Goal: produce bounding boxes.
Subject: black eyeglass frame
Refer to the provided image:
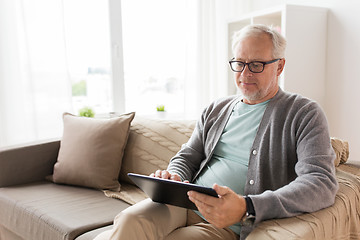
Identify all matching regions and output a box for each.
[229,58,281,73]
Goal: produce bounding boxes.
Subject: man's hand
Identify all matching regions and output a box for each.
[150,170,188,182]
[188,184,246,229]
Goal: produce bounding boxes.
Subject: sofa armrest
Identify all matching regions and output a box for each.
[0,139,60,187]
[246,168,360,239]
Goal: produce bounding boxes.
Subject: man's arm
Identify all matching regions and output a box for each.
[166,101,211,182]
[167,96,238,182]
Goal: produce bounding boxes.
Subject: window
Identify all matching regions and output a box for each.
[121,0,188,116]
[63,0,113,115]
[0,0,222,147]
[0,0,116,147]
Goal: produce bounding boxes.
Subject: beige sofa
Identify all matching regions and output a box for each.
[0,115,359,240]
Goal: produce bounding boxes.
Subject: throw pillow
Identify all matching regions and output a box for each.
[51,112,135,191]
[331,137,349,167]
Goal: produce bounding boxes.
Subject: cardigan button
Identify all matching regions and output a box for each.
[249,179,254,185]
[252,149,257,155]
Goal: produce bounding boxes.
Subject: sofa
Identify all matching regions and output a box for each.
[0,114,359,240]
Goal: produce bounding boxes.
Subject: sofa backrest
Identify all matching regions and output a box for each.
[119,116,196,184]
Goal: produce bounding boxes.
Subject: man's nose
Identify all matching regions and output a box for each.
[241,64,253,76]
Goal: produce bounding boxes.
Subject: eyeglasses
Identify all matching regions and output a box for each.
[229,58,280,73]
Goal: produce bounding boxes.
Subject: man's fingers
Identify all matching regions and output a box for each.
[150,170,181,181]
[188,192,213,210]
[154,170,169,179]
[154,170,162,178]
[188,191,220,207]
[188,184,247,229]
[170,174,181,181]
[161,170,170,179]
[213,183,231,196]
[188,194,219,224]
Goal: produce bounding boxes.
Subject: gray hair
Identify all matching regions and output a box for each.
[232,24,287,59]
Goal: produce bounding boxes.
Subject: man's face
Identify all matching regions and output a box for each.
[233,33,285,104]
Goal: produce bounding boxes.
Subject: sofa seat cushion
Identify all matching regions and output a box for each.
[74,225,113,240]
[0,181,130,240]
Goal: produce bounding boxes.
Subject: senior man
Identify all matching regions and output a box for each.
[95,24,338,240]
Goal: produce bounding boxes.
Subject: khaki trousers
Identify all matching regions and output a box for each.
[94,198,239,240]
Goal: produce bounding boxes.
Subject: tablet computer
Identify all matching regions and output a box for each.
[128,173,218,210]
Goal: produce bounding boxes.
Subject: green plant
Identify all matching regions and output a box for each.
[79,107,95,118]
[156,105,165,112]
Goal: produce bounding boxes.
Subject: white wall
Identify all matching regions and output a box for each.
[227,0,360,163]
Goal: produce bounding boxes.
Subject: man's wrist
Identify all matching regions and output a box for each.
[240,196,256,226]
[244,196,255,216]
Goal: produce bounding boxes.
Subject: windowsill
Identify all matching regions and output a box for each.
[98,111,197,121]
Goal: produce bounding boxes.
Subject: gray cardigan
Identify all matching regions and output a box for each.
[167,88,338,239]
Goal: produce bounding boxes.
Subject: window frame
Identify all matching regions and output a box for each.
[108,0,125,114]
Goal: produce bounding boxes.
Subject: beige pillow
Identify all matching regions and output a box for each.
[331,137,349,167]
[51,112,135,191]
[119,116,196,184]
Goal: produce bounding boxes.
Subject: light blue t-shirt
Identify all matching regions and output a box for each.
[194,99,269,234]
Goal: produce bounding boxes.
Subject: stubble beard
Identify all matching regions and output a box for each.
[237,79,278,103]
[240,88,263,102]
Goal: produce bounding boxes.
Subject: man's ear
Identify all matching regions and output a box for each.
[277,58,285,76]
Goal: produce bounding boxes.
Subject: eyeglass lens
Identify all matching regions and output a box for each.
[231,61,264,73]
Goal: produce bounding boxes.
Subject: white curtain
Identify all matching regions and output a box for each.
[0,0,72,147]
[184,0,230,119]
[0,0,239,147]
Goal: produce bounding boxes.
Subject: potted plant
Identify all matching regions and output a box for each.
[79,107,95,118]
